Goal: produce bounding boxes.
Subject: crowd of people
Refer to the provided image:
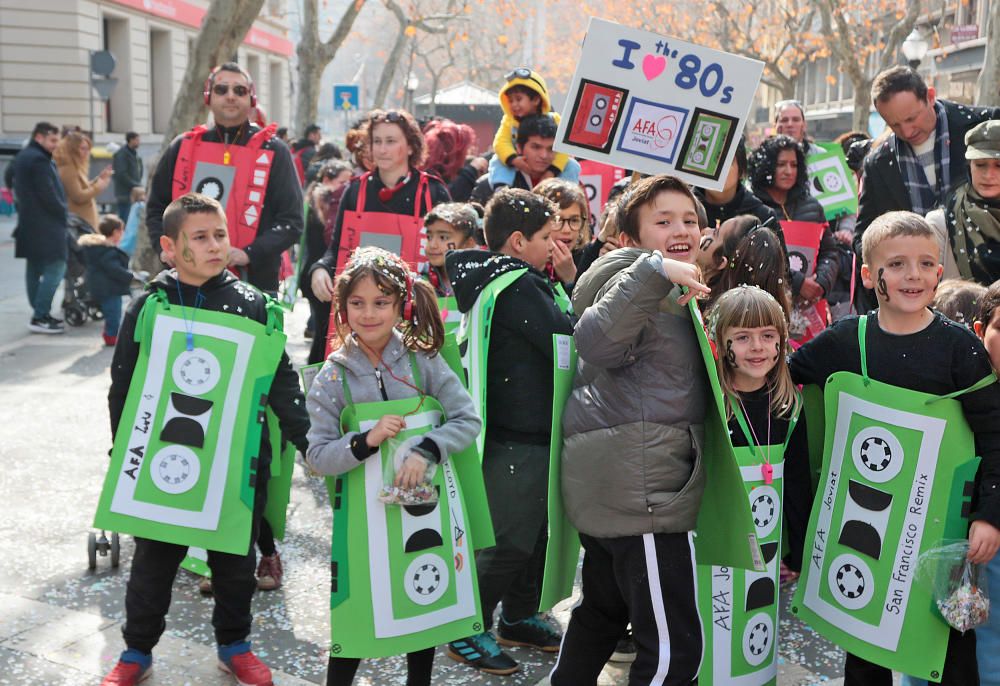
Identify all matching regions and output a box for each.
[7,55,1000,686]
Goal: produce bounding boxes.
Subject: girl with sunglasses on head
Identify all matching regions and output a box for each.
[305,247,484,686]
[310,109,451,357]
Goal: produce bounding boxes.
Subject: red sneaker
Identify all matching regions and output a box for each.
[101,660,151,685]
[103,334,118,347]
[218,650,273,686]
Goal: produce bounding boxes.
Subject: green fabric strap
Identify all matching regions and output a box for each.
[858,314,870,385]
[859,314,996,401]
[728,390,802,458]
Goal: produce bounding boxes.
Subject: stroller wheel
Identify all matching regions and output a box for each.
[87,532,97,570]
[110,532,121,568]
[64,305,86,327]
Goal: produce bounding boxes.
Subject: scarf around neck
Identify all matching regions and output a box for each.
[948,183,1000,283]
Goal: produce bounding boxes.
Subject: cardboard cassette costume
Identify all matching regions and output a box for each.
[94,290,287,554]
[324,356,493,657]
[455,270,580,610]
[791,316,992,680]
[684,298,799,685]
[171,123,278,251]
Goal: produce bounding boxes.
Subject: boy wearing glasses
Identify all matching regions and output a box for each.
[489,68,581,189]
[146,62,303,295]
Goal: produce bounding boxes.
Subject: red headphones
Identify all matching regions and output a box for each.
[203,65,257,107]
[336,261,416,328]
[378,175,410,204]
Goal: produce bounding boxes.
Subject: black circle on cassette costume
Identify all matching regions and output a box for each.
[851,426,905,483]
[405,553,449,606]
[828,553,875,610]
[149,446,201,495]
[742,612,773,667]
[195,176,226,201]
[749,485,780,538]
[172,348,221,396]
[787,251,808,274]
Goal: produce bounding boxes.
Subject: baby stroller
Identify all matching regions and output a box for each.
[63,213,103,327]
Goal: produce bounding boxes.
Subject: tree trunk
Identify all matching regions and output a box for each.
[135,0,266,274]
[976,1,1000,106]
[852,79,872,134]
[294,0,367,133]
[373,29,409,109]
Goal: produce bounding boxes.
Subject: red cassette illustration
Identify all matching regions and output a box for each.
[565,79,628,154]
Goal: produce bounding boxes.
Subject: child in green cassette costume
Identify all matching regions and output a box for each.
[789,211,1000,685]
[304,246,484,686]
[419,201,481,340]
[697,285,806,686]
[445,187,576,676]
[98,193,310,686]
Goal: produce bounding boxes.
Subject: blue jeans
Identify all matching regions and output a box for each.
[99,295,123,337]
[25,258,66,320]
[117,201,132,223]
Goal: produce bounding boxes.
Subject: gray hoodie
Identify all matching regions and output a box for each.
[305,331,481,476]
[561,248,709,537]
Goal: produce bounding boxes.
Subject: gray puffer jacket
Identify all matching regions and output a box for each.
[305,332,481,477]
[562,248,708,537]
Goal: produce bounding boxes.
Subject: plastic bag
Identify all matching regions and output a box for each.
[916,540,990,633]
[376,434,439,506]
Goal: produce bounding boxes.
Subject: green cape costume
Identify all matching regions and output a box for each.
[94,290,287,555]
[791,315,992,680]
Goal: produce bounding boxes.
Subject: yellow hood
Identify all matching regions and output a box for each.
[499,69,552,119]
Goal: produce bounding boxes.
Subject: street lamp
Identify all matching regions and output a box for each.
[405,73,419,112]
[901,28,929,70]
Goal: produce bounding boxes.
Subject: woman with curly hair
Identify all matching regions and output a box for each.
[749,135,841,317]
[422,118,487,202]
[310,109,451,354]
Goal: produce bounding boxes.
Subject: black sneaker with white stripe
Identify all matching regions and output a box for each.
[29,317,64,334]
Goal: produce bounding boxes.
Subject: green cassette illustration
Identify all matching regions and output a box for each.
[791,318,987,679]
[677,108,738,181]
[94,295,286,554]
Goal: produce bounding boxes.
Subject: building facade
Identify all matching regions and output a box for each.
[747,0,989,141]
[0,0,293,147]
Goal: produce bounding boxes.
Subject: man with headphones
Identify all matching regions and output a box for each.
[146,62,303,294]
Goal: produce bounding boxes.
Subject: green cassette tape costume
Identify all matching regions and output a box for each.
[688,298,768,572]
[326,358,492,658]
[806,143,858,220]
[791,316,991,680]
[438,295,461,334]
[697,400,800,686]
[456,271,579,611]
[94,291,287,554]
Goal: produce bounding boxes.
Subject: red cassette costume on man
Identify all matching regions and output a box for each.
[147,63,303,293]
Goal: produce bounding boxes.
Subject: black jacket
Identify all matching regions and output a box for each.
[79,234,133,300]
[447,162,483,203]
[147,123,304,292]
[855,99,1000,251]
[695,184,779,229]
[313,170,450,274]
[447,249,575,445]
[469,171,533,206]
[790,311,1000,530]
[12,140,68,262]
[109,270,310,466]
[112,145,143,202]
[754,184,840,297]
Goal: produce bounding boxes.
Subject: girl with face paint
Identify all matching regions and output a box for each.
[708,285,810,588]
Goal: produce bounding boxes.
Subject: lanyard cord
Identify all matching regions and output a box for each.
[174,280,205,351]
[354,333,427,417]
[737,390,772,467]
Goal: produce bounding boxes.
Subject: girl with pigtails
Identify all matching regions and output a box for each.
[305,246,488,686]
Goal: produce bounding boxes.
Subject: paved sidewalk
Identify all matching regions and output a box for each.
[0,212,867,685]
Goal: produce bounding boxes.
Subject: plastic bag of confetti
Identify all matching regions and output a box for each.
[376,434,439,506]
[916,540,990,632]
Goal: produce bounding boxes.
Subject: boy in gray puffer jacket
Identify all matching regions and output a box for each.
[550,175,711,686]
